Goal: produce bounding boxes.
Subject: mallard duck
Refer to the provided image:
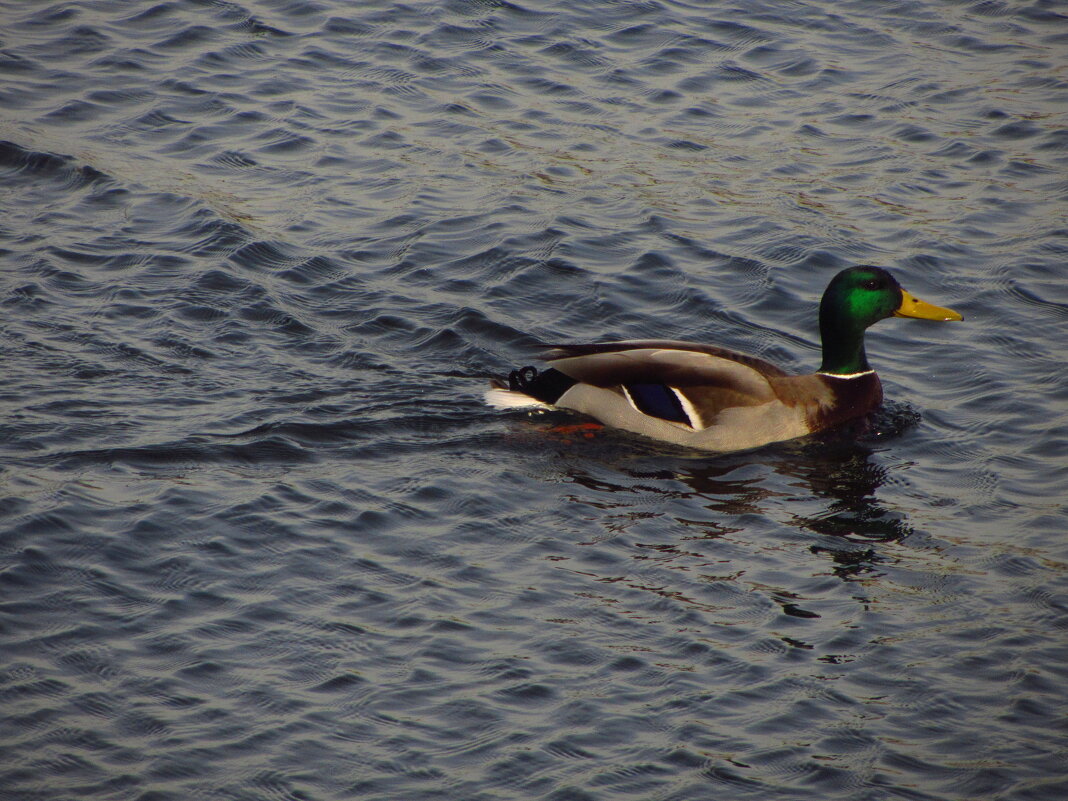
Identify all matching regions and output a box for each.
[485,266,962,452]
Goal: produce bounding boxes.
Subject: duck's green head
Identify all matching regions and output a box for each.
[819,266,962,375]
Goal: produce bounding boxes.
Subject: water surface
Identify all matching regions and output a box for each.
[2,1,1067,799]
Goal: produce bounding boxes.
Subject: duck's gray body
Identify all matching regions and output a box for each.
[488,340,883,453]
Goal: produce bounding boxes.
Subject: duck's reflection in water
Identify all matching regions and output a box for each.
[550,410,926,628]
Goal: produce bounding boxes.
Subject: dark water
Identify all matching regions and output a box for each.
[2,1,1067,799]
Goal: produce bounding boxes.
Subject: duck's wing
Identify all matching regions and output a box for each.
[545,342,786,429]
[544,340,790,378]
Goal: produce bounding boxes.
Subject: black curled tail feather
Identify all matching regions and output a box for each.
[508,366,539,392]
[507,366,576,405]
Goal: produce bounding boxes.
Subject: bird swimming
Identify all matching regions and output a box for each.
[485,266,962,452]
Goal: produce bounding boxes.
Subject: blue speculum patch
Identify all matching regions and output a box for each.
[623,383,691,426]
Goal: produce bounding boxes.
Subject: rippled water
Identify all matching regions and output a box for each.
[2,1,1067,799]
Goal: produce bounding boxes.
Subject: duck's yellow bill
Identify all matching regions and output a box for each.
[894,289,963,321]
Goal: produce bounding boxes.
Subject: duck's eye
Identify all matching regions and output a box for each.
[861,279,882,290]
